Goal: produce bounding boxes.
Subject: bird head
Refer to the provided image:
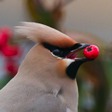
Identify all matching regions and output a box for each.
[14,22,97,112]
[15,22,91,80]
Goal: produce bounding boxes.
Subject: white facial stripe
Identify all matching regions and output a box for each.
[50,52,76,65]
[63,59,75,66]
[50,52,62,59]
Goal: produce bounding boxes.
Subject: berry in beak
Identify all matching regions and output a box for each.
[65,43,99,79]
[83,45,99,59]
[65,43,90,61]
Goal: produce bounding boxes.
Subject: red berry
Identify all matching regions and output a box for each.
[1,44,19,57]
[83,45,99,59]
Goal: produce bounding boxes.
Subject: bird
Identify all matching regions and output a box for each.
[0,22,91,112]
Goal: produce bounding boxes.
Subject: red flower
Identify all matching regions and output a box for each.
[1,44,19,57]
[0,27,11,47]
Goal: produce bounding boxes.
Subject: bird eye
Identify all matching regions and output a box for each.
[52,49,61,56]
[43,43,64,58]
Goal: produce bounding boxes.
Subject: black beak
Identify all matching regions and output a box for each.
[69,43,90,52]
[66,43,91,61]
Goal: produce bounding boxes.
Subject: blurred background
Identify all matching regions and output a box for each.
[0,0,112,112]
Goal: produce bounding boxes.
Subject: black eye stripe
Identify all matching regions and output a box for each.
[43,43,65,57]
[43,43,61,51]
[43,43,82,51]
[67,43,82,51]
[43,43,82,58]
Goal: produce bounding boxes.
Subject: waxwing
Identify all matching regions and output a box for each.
[0,22,91,112]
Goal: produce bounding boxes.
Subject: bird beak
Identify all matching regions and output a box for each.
[66,43,91,62]
[66,43,93,79]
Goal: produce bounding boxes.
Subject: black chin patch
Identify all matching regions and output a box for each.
[66,60,83,80]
